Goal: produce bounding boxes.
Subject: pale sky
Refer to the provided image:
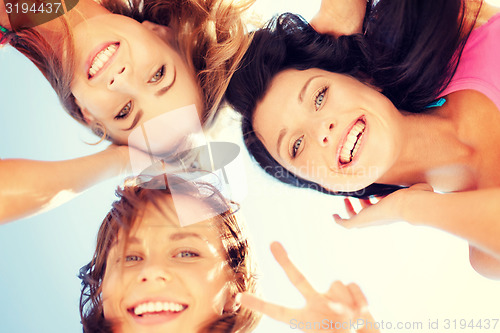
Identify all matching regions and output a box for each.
[1,1,500,332]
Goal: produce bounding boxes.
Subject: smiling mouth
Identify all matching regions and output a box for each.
[338,117,366,166]
[88,42,120,79]
[128,301,188,318]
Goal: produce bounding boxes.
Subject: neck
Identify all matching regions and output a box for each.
[378,99,475,188]
[33,0,109,38]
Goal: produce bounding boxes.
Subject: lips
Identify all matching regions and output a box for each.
[337,116,366,167]
[86,42,120,79]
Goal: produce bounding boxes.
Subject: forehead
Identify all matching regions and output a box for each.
[253,69,305,148]
[114,194,224,247]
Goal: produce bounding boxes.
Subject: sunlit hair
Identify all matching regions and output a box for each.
[1,0,254,137]
[225,0,478,198]
[78,175,261,333]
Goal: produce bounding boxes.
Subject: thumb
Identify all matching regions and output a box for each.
[409,183,434,192]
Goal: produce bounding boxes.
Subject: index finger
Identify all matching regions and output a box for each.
[270,242,317,299]
[240,292,295,323]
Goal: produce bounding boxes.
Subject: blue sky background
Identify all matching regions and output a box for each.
[1,1,500,332]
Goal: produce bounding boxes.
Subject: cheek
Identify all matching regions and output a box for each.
[101,290,120,322]
[191,265,231,313]
[72,90,112,122]
[174,77,203,113]
[101,270,127,321]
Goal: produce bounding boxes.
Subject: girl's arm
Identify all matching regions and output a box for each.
[0,145,130,224]
[1,0,11,30]
[403,188,500,259]
[404,188,500,278]
[468,245,500,280]
[334,185,500,279]
[310,0,368,37]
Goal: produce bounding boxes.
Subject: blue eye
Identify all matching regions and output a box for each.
[292,136,304,158]
[314,87,328,110]
[149,65,165,83]
[175,251,199,258]
[115,101,132,119]
[125,255,143,262]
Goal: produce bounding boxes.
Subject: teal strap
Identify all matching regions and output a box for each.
[425,97,446,109]
[0,25,9,34]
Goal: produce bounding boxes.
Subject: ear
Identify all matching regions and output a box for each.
[74,98,95,125]
[80,107,95,125]
[141,20,173,42]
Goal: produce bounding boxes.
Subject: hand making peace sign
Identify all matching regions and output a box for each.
[240,242,380,333]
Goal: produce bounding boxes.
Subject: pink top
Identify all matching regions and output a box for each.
[439,12,500,111]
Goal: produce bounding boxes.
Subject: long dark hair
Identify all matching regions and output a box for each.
[225,0,476,198]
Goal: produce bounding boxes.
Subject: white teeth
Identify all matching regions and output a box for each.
[94,58,104,68]
[99,53,110,64]
[88,44,118,78]
[132,301,187,316]
[339,120,366,164]
[155,302,163,312]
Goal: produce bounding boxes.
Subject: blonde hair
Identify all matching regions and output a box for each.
[4,0,255,136]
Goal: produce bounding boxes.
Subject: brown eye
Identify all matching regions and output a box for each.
[115,101,132,119]
[149,65,165,83]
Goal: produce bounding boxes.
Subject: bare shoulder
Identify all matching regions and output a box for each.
[448,90,500,125]
[470,0,500,29]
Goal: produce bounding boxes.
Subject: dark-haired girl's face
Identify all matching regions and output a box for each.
[101,195,234,333]
[71,14,203,151]
[253,68,404,192]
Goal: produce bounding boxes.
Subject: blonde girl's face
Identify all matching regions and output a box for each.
[70,14,203,151]
[253,68,405,193]
[101,195,234,333]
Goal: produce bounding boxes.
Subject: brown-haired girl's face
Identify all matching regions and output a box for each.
[101,195,234,333]
[253,68,404,192]
[70,14,203,150]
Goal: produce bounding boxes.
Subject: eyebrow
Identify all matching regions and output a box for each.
[112,232,205,248]
[124,109,143,131]
[169,232,206,241]
[276,128,287,160]
[298,75,322,103]
[126,237,142,244]
[109,236,142,250]
[155,66,177,97]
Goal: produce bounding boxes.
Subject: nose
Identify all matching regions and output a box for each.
[313,121,334,146]
[138,262,172,283]
[108,65,129,90]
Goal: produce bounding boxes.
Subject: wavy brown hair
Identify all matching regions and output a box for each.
[1,0,254,135]
[78,174,260,333]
